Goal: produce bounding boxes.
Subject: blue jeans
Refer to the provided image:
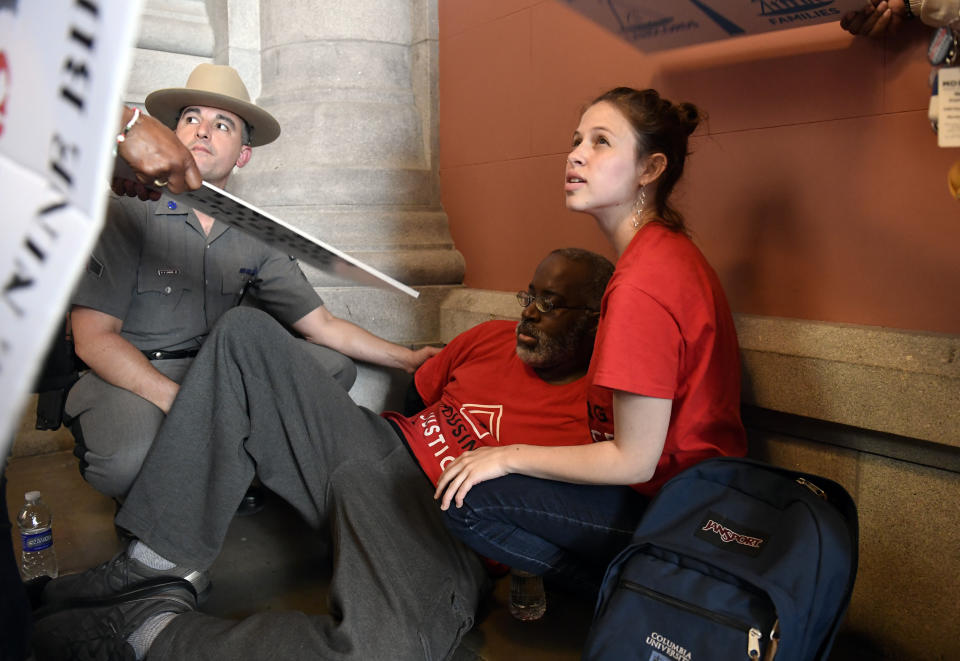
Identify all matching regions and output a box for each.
[441,474,647,596]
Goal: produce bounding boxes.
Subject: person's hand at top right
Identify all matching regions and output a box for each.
[841,1,908,38]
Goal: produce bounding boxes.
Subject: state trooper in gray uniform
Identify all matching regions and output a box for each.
[65,63,439,499]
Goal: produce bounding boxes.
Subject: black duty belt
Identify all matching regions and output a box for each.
[143,349,200,361]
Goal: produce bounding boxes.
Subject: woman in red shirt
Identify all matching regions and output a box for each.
[438,88,747,594]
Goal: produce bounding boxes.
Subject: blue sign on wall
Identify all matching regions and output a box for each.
[564,0,861,51]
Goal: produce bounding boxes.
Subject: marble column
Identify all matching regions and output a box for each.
[220,0,462,409]
[125,1,457,410]
[125,0,214,105]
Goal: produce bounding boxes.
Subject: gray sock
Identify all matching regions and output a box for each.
[127,612,177,660]
[129,540,176,571]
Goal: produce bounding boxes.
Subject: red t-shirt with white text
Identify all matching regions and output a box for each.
[383,320,591,486]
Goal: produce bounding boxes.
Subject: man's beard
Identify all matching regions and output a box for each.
[515,316,592,369]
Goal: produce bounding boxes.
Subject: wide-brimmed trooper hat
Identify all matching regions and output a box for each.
[145,63,280,147]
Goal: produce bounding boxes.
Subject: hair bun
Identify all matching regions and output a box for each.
[674,102,701,136]
[675,102,702,137]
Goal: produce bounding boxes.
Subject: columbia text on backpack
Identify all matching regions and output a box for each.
[583,457,858,661]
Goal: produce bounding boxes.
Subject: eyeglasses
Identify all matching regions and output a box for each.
[516,291,595,314]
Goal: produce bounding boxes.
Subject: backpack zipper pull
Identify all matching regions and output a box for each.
[796,477,826,500]
[764,619,780,661]
[748,627,762,659]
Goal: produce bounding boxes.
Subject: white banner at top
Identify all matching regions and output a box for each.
[0,0,144,456]
[564,0,866,52]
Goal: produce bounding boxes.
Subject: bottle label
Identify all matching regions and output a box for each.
[21,529,53,552]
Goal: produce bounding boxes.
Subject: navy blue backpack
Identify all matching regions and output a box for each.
[583,457,858,661]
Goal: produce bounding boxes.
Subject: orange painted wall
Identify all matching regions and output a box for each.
[438,1,960,334]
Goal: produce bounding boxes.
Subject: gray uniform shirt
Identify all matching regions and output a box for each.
[71,193,322,352]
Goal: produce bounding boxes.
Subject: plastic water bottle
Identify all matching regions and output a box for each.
[508,569,546,621]
[17,491,58,580]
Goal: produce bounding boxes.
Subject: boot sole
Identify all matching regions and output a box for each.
[33,576,207,618]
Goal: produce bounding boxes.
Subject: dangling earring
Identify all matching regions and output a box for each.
[632,187,646,230]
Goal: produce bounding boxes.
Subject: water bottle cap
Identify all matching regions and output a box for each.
[24,491,41,503]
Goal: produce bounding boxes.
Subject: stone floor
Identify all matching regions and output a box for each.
[5,450,593,660]
[5,402,875,661]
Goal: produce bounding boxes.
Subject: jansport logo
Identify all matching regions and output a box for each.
[695,511,767,557]
[756,0,840,25]
[702,519,763,548]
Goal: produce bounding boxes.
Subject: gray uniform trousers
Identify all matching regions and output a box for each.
[114,307,489,661]
[64,331,357,498]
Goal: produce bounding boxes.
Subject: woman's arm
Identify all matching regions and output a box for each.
[435,391,672,510]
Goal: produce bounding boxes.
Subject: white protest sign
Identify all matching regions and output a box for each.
[0,0,144,456]
[174,182,420,298]
[564,0,866,52]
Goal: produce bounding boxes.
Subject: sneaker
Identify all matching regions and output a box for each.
[41,546,210,608]
[32,580,196,661]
